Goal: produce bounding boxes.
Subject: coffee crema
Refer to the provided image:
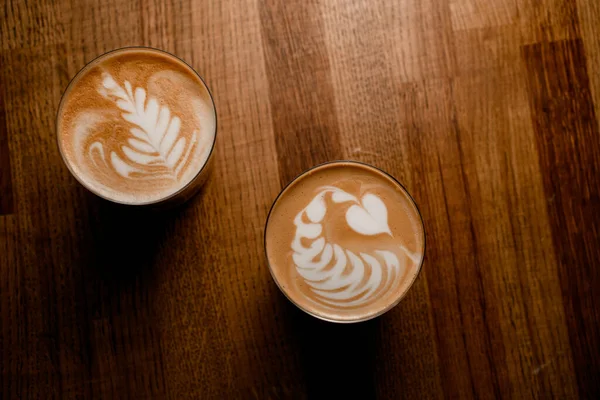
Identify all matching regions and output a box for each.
[57,48,216,205]
[265,162,425,322]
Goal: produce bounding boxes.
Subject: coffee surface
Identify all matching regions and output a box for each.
[57,48,216,204]
[265,162,425,322]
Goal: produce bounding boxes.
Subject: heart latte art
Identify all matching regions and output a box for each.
[265,162,425,322]
[57,48,216,204]
[292,187,420,308]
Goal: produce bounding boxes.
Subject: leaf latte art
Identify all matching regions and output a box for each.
[57,48,216,204]
[292,187,418,308]
[93,74,197,181]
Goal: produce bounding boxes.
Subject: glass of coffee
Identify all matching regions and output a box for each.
[56,47,217,206]
[265,161,425,323]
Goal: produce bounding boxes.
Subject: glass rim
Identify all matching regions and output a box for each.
[263,160,427,323]
[55,46,218,206]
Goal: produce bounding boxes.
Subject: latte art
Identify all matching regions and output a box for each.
[292,186,419,308]
[91,73,198,181]
[265,162,425,322]
[57,48,216,205]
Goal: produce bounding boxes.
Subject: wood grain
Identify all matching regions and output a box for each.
[1,0,599,398]
[523,38,600,399]
[260,0,342,185]
[0,80,13,215]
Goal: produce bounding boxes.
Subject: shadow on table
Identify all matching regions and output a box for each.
[87,202,164,283]
[82,186,205,286]
[288,304,380,398]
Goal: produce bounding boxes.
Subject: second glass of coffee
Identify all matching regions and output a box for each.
[265,161,426,323]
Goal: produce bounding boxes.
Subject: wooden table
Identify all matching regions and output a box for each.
[1,0,599,398]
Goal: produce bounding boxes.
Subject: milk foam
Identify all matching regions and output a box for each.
[292,186,419,307]
[94,73,198,180]
[57,49,216,205]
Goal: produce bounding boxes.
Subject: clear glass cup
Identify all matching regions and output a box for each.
[56,47,217,207]
[264,160,426,323]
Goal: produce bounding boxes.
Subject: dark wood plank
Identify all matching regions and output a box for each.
[519,0,580,43]
[523,38,600,399]
[0,215,19,399]
[450,67,578,398]
[0,43,87,399]
[577,0,600,120]
[0,83,14,215]
[259,0,342,186]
